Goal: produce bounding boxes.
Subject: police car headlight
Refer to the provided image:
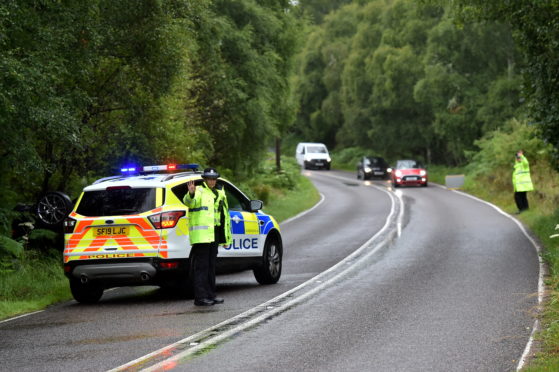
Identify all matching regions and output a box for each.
[364,167,372,173]
[326,156,331,162]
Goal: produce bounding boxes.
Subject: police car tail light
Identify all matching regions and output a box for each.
[159,261,179,269]
[148,211,185,229]
[63,217,77,234]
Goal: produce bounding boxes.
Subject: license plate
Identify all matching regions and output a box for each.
[406,177,418,181]
[374,171,384,175]
[93,226,130,237]
[316,162,324,166]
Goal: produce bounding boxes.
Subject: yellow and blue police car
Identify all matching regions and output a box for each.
[63,164,283,303]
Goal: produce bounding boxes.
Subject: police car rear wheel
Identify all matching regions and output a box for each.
[70,279,104,304]
[254,236,282,285]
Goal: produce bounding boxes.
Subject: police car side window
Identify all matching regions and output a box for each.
[171,179,204,201]
[220,182,248,211]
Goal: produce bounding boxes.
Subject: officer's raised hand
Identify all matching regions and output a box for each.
[187,180,196,196]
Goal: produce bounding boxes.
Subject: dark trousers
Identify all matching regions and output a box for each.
[190,242,218,300]
[514,191,529,212]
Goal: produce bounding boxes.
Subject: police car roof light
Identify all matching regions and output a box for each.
[143,164,168,172]
[142,163,198,172]
[176,163,199,170]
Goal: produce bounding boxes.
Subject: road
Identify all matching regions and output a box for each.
[0,170,540,371]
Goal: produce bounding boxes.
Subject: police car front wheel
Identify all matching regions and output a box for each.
[253,235,282,285]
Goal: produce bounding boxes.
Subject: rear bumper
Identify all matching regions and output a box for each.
[64,258,188,287]
[71,263,157,284]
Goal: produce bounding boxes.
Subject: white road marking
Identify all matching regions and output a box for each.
[436,184,544,371]
[108,172,403,371]
[0,310,44,324]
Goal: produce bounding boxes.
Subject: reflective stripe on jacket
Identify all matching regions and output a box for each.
[512,155,534,192]
[183,182,232,245]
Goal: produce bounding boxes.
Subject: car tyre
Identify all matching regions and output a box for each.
[70,279,104,304]
[36,191,73,228]
[253,235,282,284]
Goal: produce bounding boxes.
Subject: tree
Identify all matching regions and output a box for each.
[438,0,559,166]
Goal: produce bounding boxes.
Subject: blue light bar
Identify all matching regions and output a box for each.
[120,166,139,174]
[176,163,199,170]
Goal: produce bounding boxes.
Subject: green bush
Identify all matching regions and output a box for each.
[27,229,61,252]
[0,236,23,259]
[331,147,366,170]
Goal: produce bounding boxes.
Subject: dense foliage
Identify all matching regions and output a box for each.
[291,0,524,165]
[0,0,301,235]
[439,0,559,167]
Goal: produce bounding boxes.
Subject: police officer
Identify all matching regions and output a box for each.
[512,150,534,214]
[183,167,232,306]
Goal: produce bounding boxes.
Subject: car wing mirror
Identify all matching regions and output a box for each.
[250,200,263,212]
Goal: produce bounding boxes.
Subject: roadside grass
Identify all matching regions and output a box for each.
[261,175,320,222]
[0,252,70,319]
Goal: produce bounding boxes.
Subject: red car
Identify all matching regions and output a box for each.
[391,159,428,187]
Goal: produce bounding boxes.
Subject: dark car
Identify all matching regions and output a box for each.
[391,159,428,187]
[356,156,390,180]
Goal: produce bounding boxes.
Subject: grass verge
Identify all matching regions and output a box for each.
[0,252,70,319]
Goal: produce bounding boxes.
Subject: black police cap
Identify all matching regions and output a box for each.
[202,167,220,179]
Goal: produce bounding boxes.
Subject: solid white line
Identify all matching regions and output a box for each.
[110,174,402,372]
[0,310,44,324]
[443,187,544,371]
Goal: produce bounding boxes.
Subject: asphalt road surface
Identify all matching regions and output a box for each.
[0,170,540,372]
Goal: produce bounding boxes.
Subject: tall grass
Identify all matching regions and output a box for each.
[0,250,70,319]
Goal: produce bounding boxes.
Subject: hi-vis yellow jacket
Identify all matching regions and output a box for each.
[513,154,534,192]
[183,182,232,245]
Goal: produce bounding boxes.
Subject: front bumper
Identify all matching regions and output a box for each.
[394,175,428,186]
[304,159,331,169]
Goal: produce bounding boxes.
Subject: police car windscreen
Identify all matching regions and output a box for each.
[76,188,157,217]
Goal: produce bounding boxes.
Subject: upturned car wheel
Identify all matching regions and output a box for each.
[36,191,73,228]
[70,279,104,304]
[254,235,282,284]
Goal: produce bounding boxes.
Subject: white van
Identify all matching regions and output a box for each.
[295,142,331,170]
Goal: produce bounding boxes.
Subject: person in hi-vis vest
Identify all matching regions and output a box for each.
[512,150,534,214]
[183,167,232,306]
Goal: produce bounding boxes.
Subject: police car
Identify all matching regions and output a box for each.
[63,164,283,303]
